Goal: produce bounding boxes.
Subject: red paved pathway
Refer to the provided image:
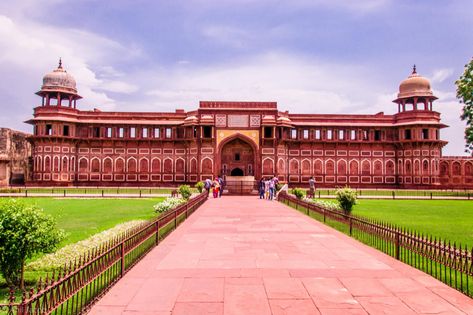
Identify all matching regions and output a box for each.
[89,196,473,315]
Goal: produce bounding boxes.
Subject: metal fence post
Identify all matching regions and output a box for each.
[174,210,177,229]
[395,231,400,260]
[392,191,395,199]
[430,192,433,200]
[25,190,27,197]
[102,189,104,197]
[349,217,353,236]
[155,220,160,245]
[323,209,326,223]
[121,241,125,276]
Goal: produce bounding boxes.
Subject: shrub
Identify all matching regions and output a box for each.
[305,198,341,211]
[335,187,357,213]
[195,181,205,193]
[28,220,146,271]
[0,199,65,289]
[291,187,305,200]
[178,185,192,200]
[154,197,185,213]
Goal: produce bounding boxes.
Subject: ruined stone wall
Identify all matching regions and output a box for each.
[0,128,32,186]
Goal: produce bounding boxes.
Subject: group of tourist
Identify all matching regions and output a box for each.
[258,176,279,200]
[204,176,225,198]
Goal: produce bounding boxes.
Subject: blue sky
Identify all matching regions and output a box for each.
[0,0,472,155]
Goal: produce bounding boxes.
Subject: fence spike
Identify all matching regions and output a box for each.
[29,287,34,298]
[8,286,16,303]
[21,289,27,303]
[37,277,42,292]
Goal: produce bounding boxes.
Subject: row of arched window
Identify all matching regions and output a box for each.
[34,155,216,174]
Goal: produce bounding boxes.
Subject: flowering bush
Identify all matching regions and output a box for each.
[335,186,357,213]
[153,197,185,213]
[27,220,145,271]
[304,198,341,211]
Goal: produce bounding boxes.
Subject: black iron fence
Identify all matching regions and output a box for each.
[0,192,208,315]
[278,192,473,298]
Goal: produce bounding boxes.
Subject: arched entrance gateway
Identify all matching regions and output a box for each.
[218,134,258,194]
[220,138,255,177]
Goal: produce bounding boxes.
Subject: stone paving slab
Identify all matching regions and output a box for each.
[88,196,473,315]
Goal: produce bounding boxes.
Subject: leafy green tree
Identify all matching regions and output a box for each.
[456,57,473,153]
[0,199,64,289]
[194,181,205,193]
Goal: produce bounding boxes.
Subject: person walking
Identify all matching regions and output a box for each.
[204,178,212,196]
[218,176,224,198]
[269,177,275,200]
[264,178,271,200]
[212,178,220,198]
[308,176,315,198]
[259,177,265,199]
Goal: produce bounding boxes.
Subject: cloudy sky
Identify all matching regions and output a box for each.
[0,0,472,155]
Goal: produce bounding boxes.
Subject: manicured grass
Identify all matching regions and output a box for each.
[0,197,164,302]
[351,199,473,248]
[3,197,164,247]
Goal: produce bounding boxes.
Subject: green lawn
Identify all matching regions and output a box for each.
[8,197,164,247]
[351,199,473,248]
[0,197,164,302]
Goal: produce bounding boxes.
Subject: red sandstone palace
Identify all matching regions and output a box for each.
[26,61,473,188]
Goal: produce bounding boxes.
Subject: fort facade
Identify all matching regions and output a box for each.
[26,61,473,188]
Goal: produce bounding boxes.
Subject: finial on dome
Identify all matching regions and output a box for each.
[412,64,416,74]
[58,58,63,69]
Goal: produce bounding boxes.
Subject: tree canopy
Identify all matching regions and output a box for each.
[0,199,64,289]
[456,57,473,153]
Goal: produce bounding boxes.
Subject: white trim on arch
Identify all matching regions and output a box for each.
[114,157,125,173]
[126,157,138,173]
[163,157,174,173]
[139,157,150,172]
[175,157,186,174]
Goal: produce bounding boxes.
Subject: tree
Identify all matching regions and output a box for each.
[456,57,473,153]
[0,199,64,289]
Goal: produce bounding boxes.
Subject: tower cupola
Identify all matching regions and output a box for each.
[36,59,82,108]
[393,66,437,112]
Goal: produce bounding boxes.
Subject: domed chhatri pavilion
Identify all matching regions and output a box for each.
[26,61,473,188]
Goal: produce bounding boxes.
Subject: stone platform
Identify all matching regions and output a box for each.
[88,196,473,315]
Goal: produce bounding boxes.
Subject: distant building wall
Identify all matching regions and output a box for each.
[0,128,32,187]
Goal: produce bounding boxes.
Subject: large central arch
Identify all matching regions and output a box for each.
[217,133,259,179]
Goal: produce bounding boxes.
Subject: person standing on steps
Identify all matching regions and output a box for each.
[204,178,212,196]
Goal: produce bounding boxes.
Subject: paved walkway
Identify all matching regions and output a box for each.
[89,197,473,315]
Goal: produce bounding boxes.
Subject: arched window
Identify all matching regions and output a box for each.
[164,159,173,173]
[91,159,100,173]
[140,159,149,172]
[263,159,274,174]
[175,159,185,174]
[373,161,382,175]
[278,159,286,173]
[386,161,395,175]
[190,159,197,173]
[128,159,137,173]
[152,159,161,172]
[349,160,359,175]
[62,157,68,173]
[314,160,323,175]
[45,156,51,172]
[53,156,60,172]
[201,158,212,174]
[422,160,429,175]
[362,160,370,175]
[103,158,113,173]
[115,158,125,173]
[440,162,448,176]
[79,159,88,172]
[289,160,299,174]
[452,162,461,176]
[326,160,335,175]
[337,160,347,175]
[301,160,311,175]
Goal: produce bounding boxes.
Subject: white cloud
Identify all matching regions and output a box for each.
[431,68,454,83]
[0,14,142,114]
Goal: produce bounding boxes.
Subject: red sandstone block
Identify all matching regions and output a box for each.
[223,284,271,315]
[269,299,321,315]
[176,278,224,303]
[263,278,310,299]
[172,302,223,315]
